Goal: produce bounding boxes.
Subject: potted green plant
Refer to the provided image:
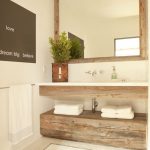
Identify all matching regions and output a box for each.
[49,32,71,82]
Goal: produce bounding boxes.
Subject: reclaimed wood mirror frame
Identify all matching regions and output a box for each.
[54,0,147,63]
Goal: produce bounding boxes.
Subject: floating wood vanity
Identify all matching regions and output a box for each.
[39,82,148,150]
[39,82,148,99]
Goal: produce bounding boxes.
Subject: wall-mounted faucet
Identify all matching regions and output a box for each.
[92,97,98,113]
[91,70,97,76]
[85,70,97,76]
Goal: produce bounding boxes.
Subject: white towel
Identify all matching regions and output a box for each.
[101,111,134,119]
[101,113,116,118]
[9,84,33,144]
[54,103,83,115]
[116,105,132,114]
[101,105,132,114]
[54,109,83,116]
[55,103,83,110]
[101,105,117,113]
[117,111,134,119]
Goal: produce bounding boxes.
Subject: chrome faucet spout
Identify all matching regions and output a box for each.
[92,98,98,113]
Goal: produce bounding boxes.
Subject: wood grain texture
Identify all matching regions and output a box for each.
[54,0,147,63]
[68,56,147,63]
[140,0,147,58]
[52,63,68,82]
[39,85,148,99]
[54,0,59,40]
[40,110,147,150]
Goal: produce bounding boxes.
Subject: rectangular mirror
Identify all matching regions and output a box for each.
[54,0,147,63]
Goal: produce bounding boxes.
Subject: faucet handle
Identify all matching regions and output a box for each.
[99,70,104,74]
[85,70,92,74]
[92,70,97,76]
[85,70,97,76]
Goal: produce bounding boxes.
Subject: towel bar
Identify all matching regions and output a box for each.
[0,84,35,89]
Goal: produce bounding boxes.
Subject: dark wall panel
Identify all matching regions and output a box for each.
[0,1,36,63]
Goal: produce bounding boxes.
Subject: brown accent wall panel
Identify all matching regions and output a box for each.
[0,1,36,63]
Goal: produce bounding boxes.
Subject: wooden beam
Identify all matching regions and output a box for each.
[140,0,147,58]
[54,0,59,40]
[68,56,147,64]
[41,110,147,150]
[39,85,148,99]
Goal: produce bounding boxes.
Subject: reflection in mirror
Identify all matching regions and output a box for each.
[115,37,140,56]
[60,0,139,58]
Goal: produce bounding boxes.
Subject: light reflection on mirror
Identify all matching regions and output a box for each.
[60,0,139,58]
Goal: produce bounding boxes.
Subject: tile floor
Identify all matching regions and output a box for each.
[23,137,128,150]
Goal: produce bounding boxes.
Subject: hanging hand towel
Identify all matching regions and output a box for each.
[9,84,33,144]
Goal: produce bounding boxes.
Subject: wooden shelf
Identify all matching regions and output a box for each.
[40,110,147,150]
[39,85,148,99]
[41,109,146,121]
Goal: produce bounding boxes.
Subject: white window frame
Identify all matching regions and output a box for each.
[114,37,140,57]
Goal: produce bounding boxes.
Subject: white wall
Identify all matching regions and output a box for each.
[0,0,54,150]
[0,0,53,87]
[69,60,148,82]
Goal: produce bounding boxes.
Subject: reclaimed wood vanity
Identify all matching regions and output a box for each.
[39,82,148,150]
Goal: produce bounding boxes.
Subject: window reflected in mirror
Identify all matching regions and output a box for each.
[115,37,140,56]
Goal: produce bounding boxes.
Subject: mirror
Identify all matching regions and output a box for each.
[54,0,147,63]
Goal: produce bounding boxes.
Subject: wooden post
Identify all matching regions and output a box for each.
[140,0,147,58]
[54,0,59,40]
